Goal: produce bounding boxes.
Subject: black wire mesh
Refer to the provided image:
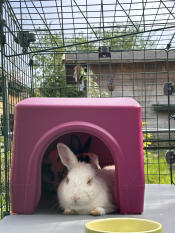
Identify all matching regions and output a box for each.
[32,49,175,185]
[5,0,175,54]
[0,0,32,218]
[1,0,175,218]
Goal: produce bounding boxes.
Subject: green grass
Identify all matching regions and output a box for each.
[144,150,175,184]
[0,148,10,219]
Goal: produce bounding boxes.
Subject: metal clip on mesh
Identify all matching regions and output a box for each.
[164,82,175,96]
[165,151,175,165]
[14,31,36,53]
[98,46,111,58]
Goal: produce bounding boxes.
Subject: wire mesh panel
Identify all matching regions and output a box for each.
[5,0,175,53]
[33,49,175,185]
[0,0,32,218]
[32,52,86,97]
[1,0,175,218]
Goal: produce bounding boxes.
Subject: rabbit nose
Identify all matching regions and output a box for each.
[71,195,80,201]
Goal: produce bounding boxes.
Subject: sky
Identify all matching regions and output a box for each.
[8,0,175,49]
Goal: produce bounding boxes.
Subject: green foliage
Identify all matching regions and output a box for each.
[87,72,109,98]
[144,150,174,184]
[33,26,154,98]
[69,32,96,52]
[0,148,10,219]
[70,27,154,51]
[143,124,152,156]
[97,27,141,49]
[143,123,174,184]
[33,32,85,97]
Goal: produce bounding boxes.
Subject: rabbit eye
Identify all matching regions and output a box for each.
[87,177,93,186]
[66,177,69,184]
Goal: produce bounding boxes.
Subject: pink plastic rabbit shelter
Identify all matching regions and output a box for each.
[10,97,145,214]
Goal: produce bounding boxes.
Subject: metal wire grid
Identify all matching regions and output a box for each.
[0,0,32,218]
[32,49,175,185]
[0,0,175,218]
[5,0,175,56]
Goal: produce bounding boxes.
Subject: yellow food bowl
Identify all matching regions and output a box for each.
[85,218,162,233]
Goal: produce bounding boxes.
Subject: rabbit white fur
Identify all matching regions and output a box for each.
[57,143,117,216]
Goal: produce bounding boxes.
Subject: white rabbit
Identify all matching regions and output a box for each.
[57,143,117,216]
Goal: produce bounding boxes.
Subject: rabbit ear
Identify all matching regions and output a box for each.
[89,153,101,169]
[70,134,82,154]
[83,136,92,153]
[57,143,78,170]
